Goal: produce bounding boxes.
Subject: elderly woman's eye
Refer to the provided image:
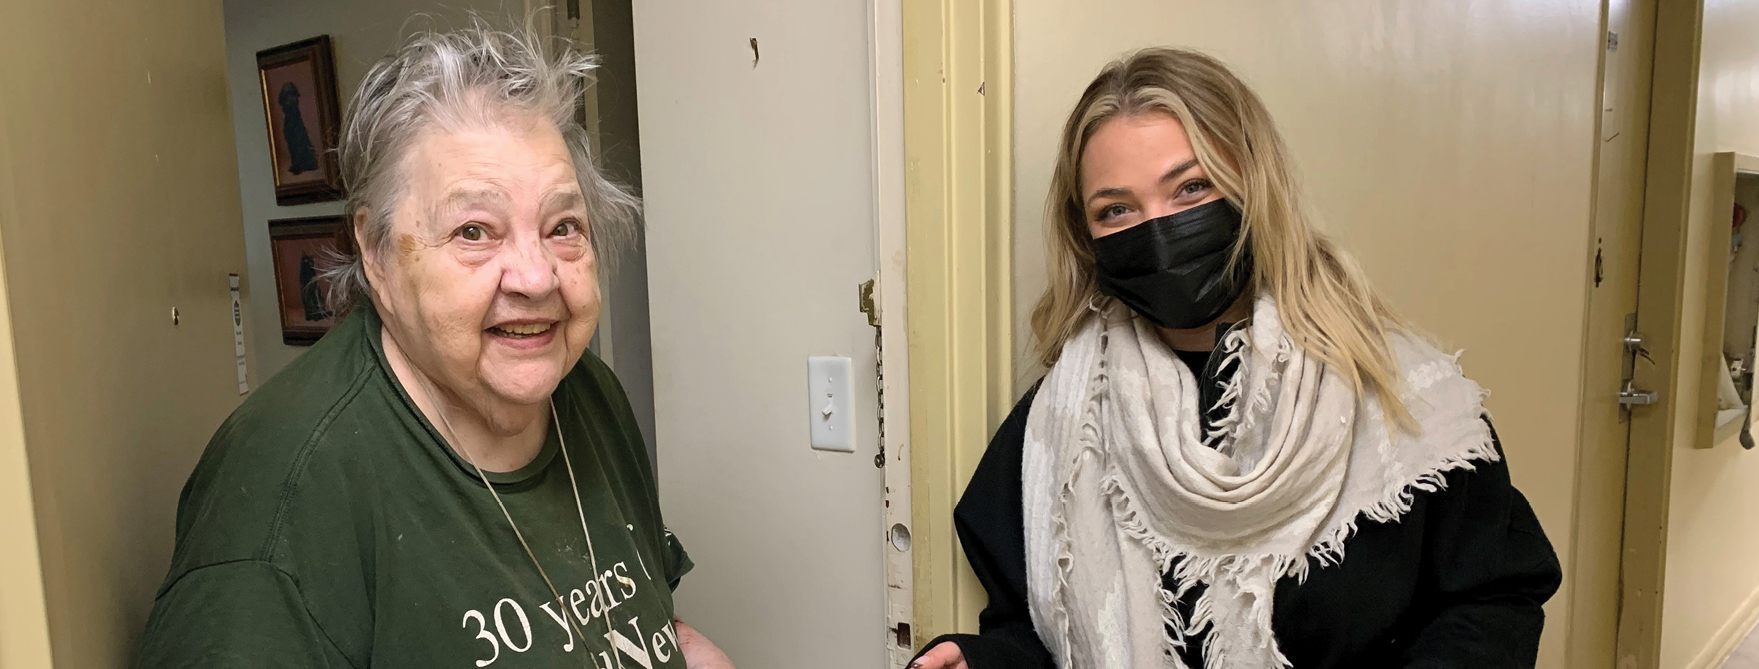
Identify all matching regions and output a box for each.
[551,219,582,237]
[457,224,486,241]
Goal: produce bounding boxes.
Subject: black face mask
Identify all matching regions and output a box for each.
[1092,199,1252,330]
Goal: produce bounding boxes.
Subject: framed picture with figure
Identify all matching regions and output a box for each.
[257,36,344,205]
[268,216,347,345]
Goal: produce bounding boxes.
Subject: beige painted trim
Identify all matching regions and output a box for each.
[1685,582,1759,669]
[0,54,58,669]
[902,0,1014,645]
[1618,0,1706,663]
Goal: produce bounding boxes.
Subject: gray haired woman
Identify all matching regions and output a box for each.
[138,23,734,668]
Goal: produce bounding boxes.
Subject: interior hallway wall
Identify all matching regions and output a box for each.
[1011,2,1603,667]
[0,1,250,665]
[1659,1,1759,666]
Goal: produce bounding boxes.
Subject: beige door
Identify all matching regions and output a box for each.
[1573,0,1658,666]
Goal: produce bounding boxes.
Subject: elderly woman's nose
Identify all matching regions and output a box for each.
[500,238,560,296]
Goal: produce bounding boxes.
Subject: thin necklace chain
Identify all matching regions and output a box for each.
[419,376,622,669]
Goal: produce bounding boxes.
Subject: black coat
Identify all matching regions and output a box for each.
[919,353,1562,669]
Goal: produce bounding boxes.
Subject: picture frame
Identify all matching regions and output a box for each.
[256,36,344,206]
[267,216,348,345]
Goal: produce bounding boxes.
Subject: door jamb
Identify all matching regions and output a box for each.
[868,0,918,665]
[900,0,1015,648]
[1617,0,1706,664]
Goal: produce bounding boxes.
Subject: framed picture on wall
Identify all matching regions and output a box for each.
[256,36,344,206]
[268,216,346,345]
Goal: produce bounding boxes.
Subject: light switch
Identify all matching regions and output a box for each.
[808,356,855,452]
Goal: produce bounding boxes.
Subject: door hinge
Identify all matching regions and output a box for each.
[859,278,879,327]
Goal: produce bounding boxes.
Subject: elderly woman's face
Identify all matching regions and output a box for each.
[368,116,598,411]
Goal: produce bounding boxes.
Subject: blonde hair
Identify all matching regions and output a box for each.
[1029,47,1414,425]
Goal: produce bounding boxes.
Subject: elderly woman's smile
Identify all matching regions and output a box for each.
[482,314,566,352]
[490,321,555,338]
[486,318,560,346]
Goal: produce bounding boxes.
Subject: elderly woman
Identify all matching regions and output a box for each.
[911,48,1561,669]
[138,25,734,669]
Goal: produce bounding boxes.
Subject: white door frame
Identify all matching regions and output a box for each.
[868,0,915,665]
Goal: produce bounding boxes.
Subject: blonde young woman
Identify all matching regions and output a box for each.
[910,49,1560,669]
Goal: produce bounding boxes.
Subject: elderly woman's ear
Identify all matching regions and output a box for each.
[352,209,383,298]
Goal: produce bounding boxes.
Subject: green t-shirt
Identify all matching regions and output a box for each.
[138,306,693,669]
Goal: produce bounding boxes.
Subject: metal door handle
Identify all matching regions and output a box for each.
[1619,381,1659,407]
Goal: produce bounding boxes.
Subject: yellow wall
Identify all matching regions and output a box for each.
[1659,1,1759,666]
[1011,2,1603,667]
[0,1,250,666]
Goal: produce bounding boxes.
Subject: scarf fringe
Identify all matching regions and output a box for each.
[1202,327,1251,452]
[1205,327,1292,458]
[1102,469,1296,669]
[1299,382,1501,580]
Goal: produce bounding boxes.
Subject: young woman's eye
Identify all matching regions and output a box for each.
[1179,179,1213,197]
[1098,203,1129,221]
[457,223,487,242]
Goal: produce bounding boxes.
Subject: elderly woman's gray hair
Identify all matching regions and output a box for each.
[321,21,638,314]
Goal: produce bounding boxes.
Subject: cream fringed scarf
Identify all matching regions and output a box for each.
[1021,295,1498,669]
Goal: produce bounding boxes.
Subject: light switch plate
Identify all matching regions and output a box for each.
[807,356,855,452]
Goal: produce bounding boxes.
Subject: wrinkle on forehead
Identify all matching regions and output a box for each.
[437,186,513,214]
[541,190,585,214]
